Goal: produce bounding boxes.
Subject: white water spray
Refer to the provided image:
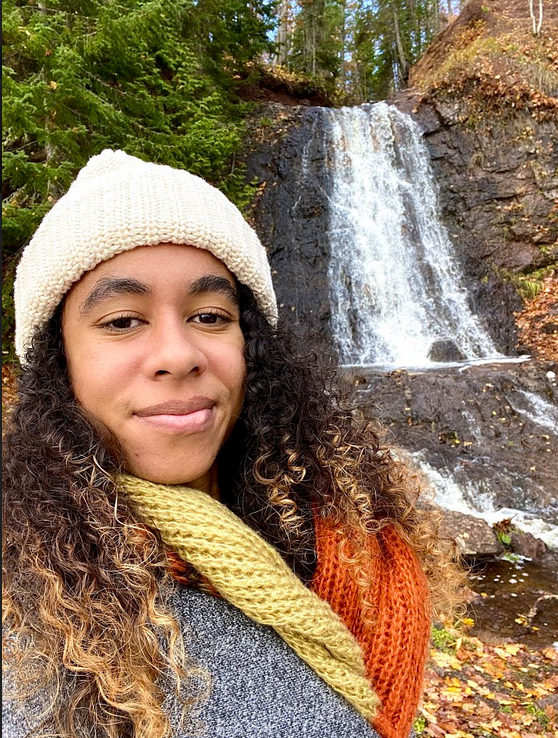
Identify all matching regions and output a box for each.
[325,103,501,367]
[408,452,558,549]
[509,390,558,434]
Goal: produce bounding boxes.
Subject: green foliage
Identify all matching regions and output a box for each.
[2,255,18,365]
[525,702,550,729]
[2,0,275,361]
[498,265,555,303]
[289,0,345,83]
[193,0,275,79]
[497,530,512,547]
[431,624,459,654]
[493,517,517,549]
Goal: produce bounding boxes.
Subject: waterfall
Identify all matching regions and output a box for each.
[325,103,501,367]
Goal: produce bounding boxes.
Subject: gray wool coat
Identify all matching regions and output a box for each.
[3,587,382,738]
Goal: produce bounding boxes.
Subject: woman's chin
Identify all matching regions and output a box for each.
[123,461,213,493]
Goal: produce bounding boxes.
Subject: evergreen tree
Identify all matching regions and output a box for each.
[278,0,446,101]
[345,0,441,101]
[289,0,345,80]
[2,0,275,358]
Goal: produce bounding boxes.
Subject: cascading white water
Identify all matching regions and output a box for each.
[325,102,501,367]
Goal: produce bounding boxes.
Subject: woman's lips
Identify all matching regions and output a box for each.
[134,399,215,433]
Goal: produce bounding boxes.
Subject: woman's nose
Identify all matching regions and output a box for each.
[143,318,209,379]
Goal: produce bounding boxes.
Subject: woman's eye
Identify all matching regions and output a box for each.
[192,311,230,326]
[101,316,143,332]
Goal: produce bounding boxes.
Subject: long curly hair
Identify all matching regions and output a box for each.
[3,283,464,737]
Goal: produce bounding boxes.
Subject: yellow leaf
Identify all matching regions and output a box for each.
[503,644,521,655]
[419,705,437,723]
[430,651,462,670]
[528,684,551,698]
[49,80,57,89]
[494,647,511,659]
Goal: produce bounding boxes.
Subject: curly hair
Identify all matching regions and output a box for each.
[3,284,464,737]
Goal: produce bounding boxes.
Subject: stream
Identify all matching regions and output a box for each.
[467,557,558,649]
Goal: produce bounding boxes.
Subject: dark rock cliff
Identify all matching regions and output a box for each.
[245,105,335,347]
[245,96,557,355]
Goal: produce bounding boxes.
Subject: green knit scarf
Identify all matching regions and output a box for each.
[117,474,379,721]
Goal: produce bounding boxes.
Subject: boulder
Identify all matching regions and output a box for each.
[439,510,504,557]
[427,339,466,363]
[510,530,548,562]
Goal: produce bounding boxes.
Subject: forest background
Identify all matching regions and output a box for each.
[3,0,462,359]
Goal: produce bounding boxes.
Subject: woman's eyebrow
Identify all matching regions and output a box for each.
[188,275,239,305]
[80,277,150,315]
[80,274,239,316]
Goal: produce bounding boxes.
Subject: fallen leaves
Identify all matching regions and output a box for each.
[418,635,558,737]
[2,364,18,424]
[516,272,558,362]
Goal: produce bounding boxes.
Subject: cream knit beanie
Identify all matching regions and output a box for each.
[14,149,277,362]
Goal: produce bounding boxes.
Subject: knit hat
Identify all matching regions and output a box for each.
[14,149,278,362]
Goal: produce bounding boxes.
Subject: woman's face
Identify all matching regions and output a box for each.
[62,244,246,492]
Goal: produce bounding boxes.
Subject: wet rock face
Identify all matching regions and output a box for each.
[245,105,334,347]
[343,359,558,517]
[468,557,558,649]
[393,91,558,354]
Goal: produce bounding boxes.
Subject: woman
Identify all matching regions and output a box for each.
[3,150,462,738]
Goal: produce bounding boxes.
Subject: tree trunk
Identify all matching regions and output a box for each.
[528,0,543,36]
[340,0,346,91]
[391,2,408,82]
[274,0,292,67]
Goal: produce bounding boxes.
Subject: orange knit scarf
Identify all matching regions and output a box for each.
[311,521,431,738]
[168,519,430,738]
